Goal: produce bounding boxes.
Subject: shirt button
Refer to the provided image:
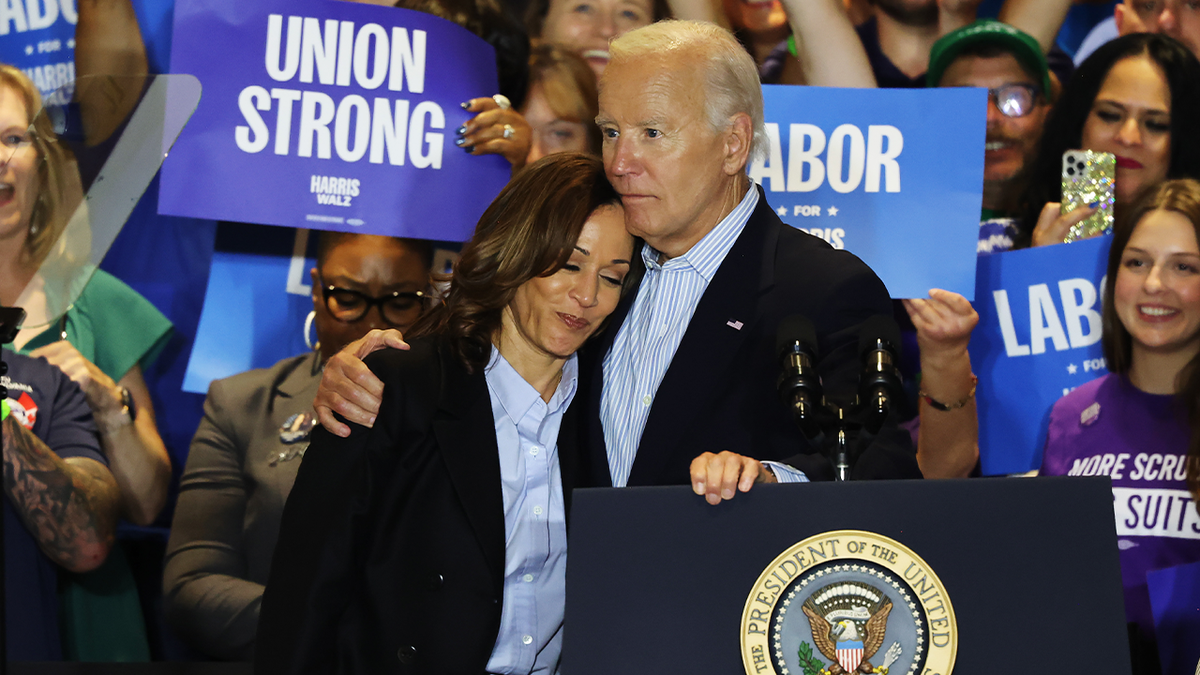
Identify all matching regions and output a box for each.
[530,447,540,456]
[642,394,652,406]
[523,574,534,583]
[522,635,533,645]
[533,506,544,515]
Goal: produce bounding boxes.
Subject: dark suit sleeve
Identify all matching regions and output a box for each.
[164,378,263,660]
[254,355,408,674]
[780,249,922,481]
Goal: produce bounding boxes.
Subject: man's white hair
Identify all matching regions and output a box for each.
[608,20,768,163]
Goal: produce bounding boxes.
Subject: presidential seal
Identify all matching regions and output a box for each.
[741,530,956,675]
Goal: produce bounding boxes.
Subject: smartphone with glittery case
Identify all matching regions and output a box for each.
[1061,150,1115,242]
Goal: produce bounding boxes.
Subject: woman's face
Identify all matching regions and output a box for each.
[1115,208,1200,360]
[0,85,39,247]
[522,82,592,165]
[503,204,633,361]
[1081,54,1173,205]
[310,235,432,362]
[539,0,656,76]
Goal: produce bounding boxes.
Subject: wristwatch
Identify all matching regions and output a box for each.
[96,387,137,435]
[118,386,138,423]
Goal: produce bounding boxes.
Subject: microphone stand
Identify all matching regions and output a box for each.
[832,407,850,482]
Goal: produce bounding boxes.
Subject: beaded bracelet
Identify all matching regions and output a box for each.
[919,375,978,412]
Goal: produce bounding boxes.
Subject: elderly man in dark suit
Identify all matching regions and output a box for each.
[314,22,921,496]
[583,20,920,494]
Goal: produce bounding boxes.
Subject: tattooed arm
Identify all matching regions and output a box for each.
[3,416,121,573]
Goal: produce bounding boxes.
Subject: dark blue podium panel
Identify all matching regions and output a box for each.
[563,477,1129,675]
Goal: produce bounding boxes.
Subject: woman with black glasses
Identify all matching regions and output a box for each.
[162,233,433,660]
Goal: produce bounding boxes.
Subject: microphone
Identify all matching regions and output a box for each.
[857,314,904,435]
[776,315,823,439]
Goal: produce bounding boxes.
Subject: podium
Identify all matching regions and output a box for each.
[562,476,1130,675]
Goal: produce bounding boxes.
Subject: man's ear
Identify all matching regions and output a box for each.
[723,112,754,176]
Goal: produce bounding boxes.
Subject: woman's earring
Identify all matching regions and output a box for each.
[304,310,319,352]
[29,221,39,236]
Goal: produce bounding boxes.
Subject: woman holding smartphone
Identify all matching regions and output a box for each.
[1013,33,1200,248]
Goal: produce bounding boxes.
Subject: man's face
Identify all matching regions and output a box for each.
[872,0,938,26]
[596,53,745,257]
[939,53,1048,188]
[1119,0,1200,60]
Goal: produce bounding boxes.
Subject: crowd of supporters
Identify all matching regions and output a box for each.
[1,0,1199,672]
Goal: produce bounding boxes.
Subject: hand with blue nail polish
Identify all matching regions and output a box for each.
[457,96,533,171]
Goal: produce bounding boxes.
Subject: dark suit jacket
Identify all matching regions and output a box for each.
[578,186,921,485]
[165,352,321,660]
[255,338,583,674]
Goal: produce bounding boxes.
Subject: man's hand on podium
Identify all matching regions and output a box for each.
[689,451,777,505]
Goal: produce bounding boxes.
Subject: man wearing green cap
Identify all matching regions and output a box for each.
[897,20,1053,480]
[927,19,1051,254]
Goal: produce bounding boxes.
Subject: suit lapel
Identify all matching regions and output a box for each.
[271,352,323,412]
[626,192,780,485]
[430,350,506,578]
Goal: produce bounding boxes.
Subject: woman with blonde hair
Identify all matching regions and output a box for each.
[1,63,171,658]
[522,44,601,164]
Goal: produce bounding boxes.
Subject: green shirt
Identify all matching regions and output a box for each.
[18,269,172,382]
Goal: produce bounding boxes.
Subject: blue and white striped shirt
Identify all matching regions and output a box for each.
[484,348,575,675]
[600,186,808,487]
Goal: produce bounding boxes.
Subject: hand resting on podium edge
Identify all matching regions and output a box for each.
[690,451,778,505]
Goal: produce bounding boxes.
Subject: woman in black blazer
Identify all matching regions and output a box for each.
[255,153,635,675]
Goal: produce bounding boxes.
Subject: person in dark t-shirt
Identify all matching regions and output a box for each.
[2,348,120,660]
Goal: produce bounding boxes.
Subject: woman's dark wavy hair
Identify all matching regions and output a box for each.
[1101,178,1200,500]
[1012,33,1200,248]
[408,152,622,372]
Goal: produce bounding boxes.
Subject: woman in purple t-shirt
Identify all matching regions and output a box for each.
[1042,178,1200,673]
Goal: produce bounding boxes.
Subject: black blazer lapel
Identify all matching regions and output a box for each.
[626,192,780,485]
[430,350,506,582]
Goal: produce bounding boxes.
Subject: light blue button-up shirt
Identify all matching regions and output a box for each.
[483,347,576,675]
[600,186,808,487]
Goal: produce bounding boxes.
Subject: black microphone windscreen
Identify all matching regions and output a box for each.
[776,314,819,356]
[858,314,902,354]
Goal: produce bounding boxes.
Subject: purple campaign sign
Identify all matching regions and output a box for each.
[159,0,509,240]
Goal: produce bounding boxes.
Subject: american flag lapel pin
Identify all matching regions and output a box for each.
[726,319,744,330]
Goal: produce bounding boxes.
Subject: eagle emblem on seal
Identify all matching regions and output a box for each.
[800,581,903,675]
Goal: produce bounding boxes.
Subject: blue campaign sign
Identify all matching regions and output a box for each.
[0,0,79,104]
[969,236,1112,475]
[752,86,985,300]
[159,0,509,240]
